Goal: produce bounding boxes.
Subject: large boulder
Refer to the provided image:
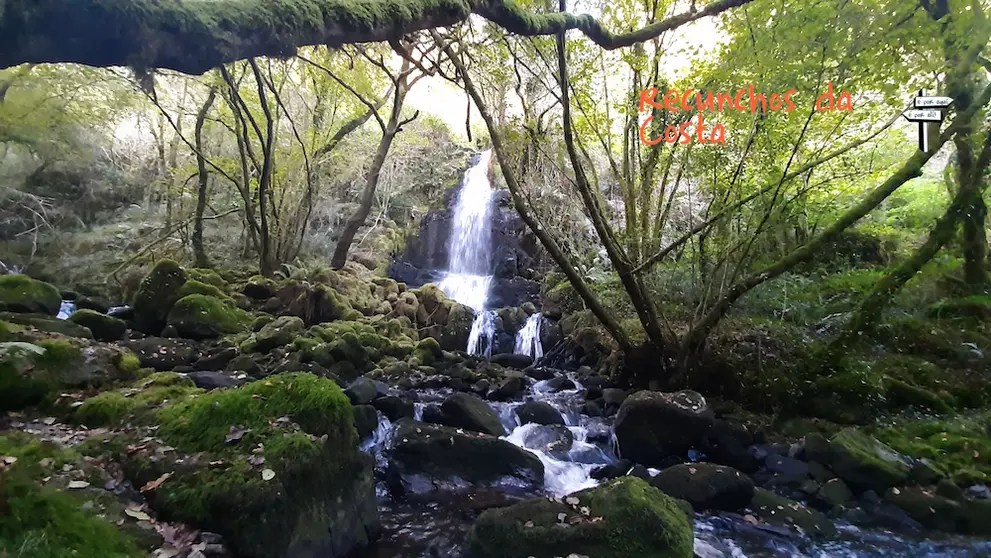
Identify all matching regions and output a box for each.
[166,294,252,339]
[0,275,61,315]
[440,392,505,436]
[614,390,715,466]
[515,401,565,426]
[826,428,911,492]
[68,309,127,341]
[386,420,543,490]
[519,424,574,460]
[121,337,200,371]
[468,476,694,558]
[650,463,754,512]
[132,259,187,334]
[84,373,379,558]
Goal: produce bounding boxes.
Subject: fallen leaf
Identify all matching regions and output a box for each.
[557,513,567,523]
[225,425,251,444]
[124,507,152,521]
[38,458,53,468]
[261,468,276,481]
[744,514,758,525]
[42,417,56,425]
[248,455,266,466]
[524,520,534,528]
[67,480,90,489]
[141,472,173,493]
[892,488,901,495]
[565,496,580,506]
[1,456,17,466]
[580,506,590,516]
[689,467,697,474]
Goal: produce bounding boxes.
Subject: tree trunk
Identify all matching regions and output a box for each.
[330,128,398,269]
[192,87,218,268]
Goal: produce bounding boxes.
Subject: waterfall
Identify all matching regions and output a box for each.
[514,313,543,360]
[437,150,497,356]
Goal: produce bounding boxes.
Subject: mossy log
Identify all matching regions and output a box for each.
[0,0,751,74]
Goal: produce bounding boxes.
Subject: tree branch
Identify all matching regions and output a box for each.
[0,0,752,74]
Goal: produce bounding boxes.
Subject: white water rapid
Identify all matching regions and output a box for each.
[437,150,497,356]
[513,313,543,359]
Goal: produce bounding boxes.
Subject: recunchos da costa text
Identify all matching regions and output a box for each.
[638,82,853,146]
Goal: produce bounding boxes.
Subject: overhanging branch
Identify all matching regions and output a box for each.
[0,0,752,74]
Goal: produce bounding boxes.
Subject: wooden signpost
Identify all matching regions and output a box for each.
[904,89,953,152]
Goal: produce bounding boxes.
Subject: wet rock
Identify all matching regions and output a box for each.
[386,420,543,490]
[372,396,415,422]
[936,479,965,501]
[490,353,533,369]
[353,404,379,440]
[122,337,199,371]
[592,459,633,480]
[581,401,602,417]
[184,371,241,390]
[601,388,628,407]
[440,392,505,436]
[467,477,694,558]
[967,484,991,500]
[226,354,262,376]
[884,486,962,532]
[345,377,379,405]
[815,478,854,508]
[420,404,445,425]
[252,315,304,353]
[193,347,237,371]
[489,374,526,401]
[524,367,555,381]
[515,401,564,426]
[766,455,809,477]
[613,390,715,467]
[651,463,754,512]
[542,375,576,393]
[748,488,837,537]
[703,419,757,473]
[909,458,944,485]
[520,424,573,459]
[827,429,912,492]
[68,309,127,341]
[1,311,93,338]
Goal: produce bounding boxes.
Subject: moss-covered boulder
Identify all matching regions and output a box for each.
[827,428,911,492]
[186,268,228,288]
[0,274,61,315]
[468,476,694,558]
[748,488,836,537]
[73,372,202,427]
[1,337,140,412]
[412,336,443,366]
[650,463,754,512]
[132,260,187,334]
[252,315,304,353]
[166,294,252,339]
[84,373,379,558]
[176,279,232,302]
[242,274,278,299]
[0,311,93,338]
[884,486,962,532]
[883,377,952,413]
[69,309,127,341]
[386,419,543,490]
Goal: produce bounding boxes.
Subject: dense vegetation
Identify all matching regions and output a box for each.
[1,0,990,556]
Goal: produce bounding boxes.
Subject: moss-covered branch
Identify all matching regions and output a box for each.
[0,0,751,74]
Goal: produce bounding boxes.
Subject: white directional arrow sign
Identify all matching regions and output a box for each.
[914,96,954,108]
[903,109,943,122]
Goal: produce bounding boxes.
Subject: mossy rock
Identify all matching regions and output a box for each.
[884,486,963,532]
[252,315,305,353]
[748,488,836,537]
[0,274,61,315]
[884,377,952,413]
[468,476,694,558]
[86,373,379,558]
[69,309,127,342]
[0,311,93,338]
[650,462,754,512]
[166,294,252,339]
[132,260,187,334]
[74,373,202,427]
[873,416,991,486]
[0,434,146,558]
[412,336,443,366]
[827,428,911,492]
[176,279,231,303]
[927,296,991,320]
[186,268,228,288]
[242,274,278,299]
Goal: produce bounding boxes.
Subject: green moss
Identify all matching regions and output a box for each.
[75,392,138,426]
[469,476,694,558]
[0,319,23,341]
[927,295,991,320]
[34,338,82,369]
[155,373,355,455]
[176,279,231,302]
[132,259,187,333]
[873,415,991,487]
[0,434,143,558]
[166,294,252,339]
[884,377,952,413]
[74,373,201,427]
[0,274,61,315]
[829,428,911,490]
[186,268,228,288]
[412,336,442,366]
[0,311,93,338]
[118,351,141,375]
[69,309,127,341]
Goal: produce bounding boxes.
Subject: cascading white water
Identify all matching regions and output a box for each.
[514,313,543,359]
[437,150,497,355]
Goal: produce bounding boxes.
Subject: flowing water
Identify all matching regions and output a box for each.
[436,150,497,356]
[513,313,543,359]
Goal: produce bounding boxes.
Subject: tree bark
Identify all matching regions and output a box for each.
[0,0,752,74]
[192,86,218,268]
